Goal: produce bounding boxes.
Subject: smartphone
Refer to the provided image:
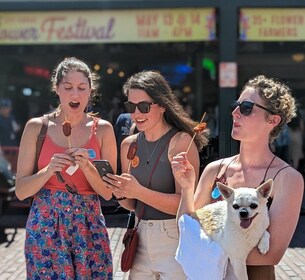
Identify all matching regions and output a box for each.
[93,160,119,200]
[93,160,114,177]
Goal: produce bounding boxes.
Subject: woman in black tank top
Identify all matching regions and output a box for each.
[172,75,304,280]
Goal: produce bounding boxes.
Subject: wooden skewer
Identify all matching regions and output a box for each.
[127,161,132,174]
[185,133,197,154]
[186,112,206,154]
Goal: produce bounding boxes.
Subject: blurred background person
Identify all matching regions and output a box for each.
[0,98,21,147]
[288,110,304,169]
[114,112,137,175]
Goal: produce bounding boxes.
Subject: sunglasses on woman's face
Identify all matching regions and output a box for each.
[124,101,156,114]
[56,171,79,194]
[231,100,275,116]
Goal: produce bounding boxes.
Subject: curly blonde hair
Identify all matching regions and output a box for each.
[243,75,296,142]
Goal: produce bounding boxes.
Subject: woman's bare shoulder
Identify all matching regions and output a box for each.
[201,156,236,178]
[96,118,113,128]
[169,131,193,153]
[173,131,192,141]
[121,133,139,146]
[94,117,115,137]
[24,117,45,132]
[205,156,235,170]
[280,165,304,185]
[19,117,47,147]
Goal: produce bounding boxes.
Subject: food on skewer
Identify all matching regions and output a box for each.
[127,142,137,160]
[62,121,72,137]
[186,112,206,154]
[127,141,138,173]
[113,141,138,201]
[61,118,80,176]
[62,119,72,148]
[193,122,207,133]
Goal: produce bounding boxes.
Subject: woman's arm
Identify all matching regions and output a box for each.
[193,160,223,209]
[15,118,74,200]
[174,157,222,221]
[247,168,304,265]
[115,134,138,210]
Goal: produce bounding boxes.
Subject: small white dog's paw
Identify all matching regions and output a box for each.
[258,241,269,254]
[258,231,270,254]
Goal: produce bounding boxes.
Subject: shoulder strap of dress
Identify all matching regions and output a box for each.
[261,154,277,183]
[90,116,99,135]
[214,156,236,183]
[273,165,291,180]
[215,158,226,177]
[223,156,237,173]
[34,115,49,173]
[169,128,179,138]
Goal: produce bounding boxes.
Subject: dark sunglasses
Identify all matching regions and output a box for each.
[124,101,156,114]
[56,171,79,194]
[231,100,275,116]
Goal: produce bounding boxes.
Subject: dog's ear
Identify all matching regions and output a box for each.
[257,179,273,198]
[217,182,234,199]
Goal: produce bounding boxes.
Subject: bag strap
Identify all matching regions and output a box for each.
[34,115,49,173]
[135,129,177,228]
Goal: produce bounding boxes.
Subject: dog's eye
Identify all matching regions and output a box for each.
[250,203,258,209]
[233,204,239,209]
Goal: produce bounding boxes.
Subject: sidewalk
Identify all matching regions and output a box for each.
[0,214,304,280]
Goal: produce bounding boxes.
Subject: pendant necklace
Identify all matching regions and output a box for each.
[145,136,162,164]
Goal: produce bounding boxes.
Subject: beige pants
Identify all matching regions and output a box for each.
[129,219,186,280]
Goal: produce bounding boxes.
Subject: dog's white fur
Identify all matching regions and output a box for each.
[191,179,273,280]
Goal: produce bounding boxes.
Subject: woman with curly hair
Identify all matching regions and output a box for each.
[172,75,304,279]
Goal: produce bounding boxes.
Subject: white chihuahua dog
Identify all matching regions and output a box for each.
[192,179,273,280]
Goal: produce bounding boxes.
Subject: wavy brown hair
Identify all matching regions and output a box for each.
[123,70,208,150]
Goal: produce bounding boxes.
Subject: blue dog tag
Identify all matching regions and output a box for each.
[211,186,221,199]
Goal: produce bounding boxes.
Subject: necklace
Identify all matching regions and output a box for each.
[145,136,162,164]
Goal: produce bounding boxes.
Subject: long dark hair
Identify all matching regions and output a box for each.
[123,70,208,150]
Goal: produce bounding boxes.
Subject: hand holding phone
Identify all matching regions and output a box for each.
[93,160,120,200]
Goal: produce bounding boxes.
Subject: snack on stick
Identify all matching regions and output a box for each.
[62,119,72,148]
[127,142,137,160]
[186,112,206,154]
[193,122,207,133]
[127,141,137,173]
[62,121,72,137]
[62,118,80,175]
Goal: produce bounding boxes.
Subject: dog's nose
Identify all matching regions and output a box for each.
[239,209,248,218]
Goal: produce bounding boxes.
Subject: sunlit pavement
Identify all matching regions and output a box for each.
[0,214,304,280]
